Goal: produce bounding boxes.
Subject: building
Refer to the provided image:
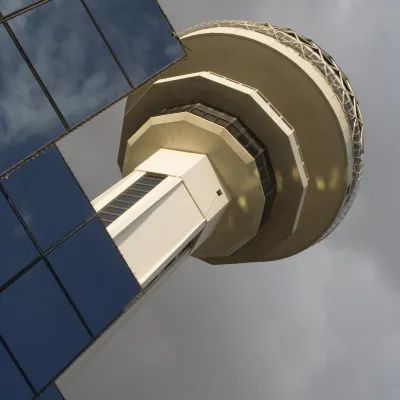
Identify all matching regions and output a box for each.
[0,5,364,400]
[0,1,184,398]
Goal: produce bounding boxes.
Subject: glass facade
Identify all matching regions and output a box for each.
[0,0,183,397]
[2,146,95,252]
[0,260,92,391]
[37,385,65,400]
[47,217,141,337]
[0,24,66,174]
[0,0,184,177]
[0,341,34,399]
[98,172,167,227]
[84,0,185,86]
[0,189,40,288]
[9,0,131,128]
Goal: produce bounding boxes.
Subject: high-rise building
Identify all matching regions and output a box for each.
[0,5,364,400]
[0,1,184,398]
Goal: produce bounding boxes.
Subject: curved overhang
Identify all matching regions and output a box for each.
[180,21,364,249]
[119,22,362,262]
[121,71,308,262]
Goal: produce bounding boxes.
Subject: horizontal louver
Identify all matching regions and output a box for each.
[99,173,166,227]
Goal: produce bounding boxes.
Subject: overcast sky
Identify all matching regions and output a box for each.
[58,0,400,399]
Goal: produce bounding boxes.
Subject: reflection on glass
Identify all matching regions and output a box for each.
[9,0,130,127]
[37,384,64,400]
[1,146,94,252]
[47,217,142,337]
[0,260,92,391]
[0,190,40,288]
[84,0,185,85]
[0,25,65,175]
[0,0,36,16]
[0,342,33,400]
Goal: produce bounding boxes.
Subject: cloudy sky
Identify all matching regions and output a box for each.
[58,0,400,399]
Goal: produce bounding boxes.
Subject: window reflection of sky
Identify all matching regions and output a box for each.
[0,342,34,399]
[0,0,184,176]
[0,0,36,16]
[9,0,131,128]
[47,217,142,337]
[1,146,94,252]
[85,0,184,85]
[0,189,40,288]
[0,25,65,175]
[0,259,92,391]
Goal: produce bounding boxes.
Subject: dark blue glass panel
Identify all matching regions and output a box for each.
[37,384,65,400]
[85,0,185,86]
[9,0,130,127]
[0,260,92,391]
[47,217,142,337]
[0,25,65,175]
[0,341,33,400]
[1,146,94,252]
[0,0,36,15]
[0,189,40,287]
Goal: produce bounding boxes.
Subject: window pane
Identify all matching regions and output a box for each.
[9,0,130,127]
[0,0,36,15]
[0,189,40,288]
[0,341,33,400]
[84,0,185,85]
[37,384,64,400]
[0,260,92,391]
[47,217,141,337]
[0,25,65,175]
[1,146,94,252]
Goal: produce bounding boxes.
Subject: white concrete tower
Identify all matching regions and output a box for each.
[56,21,364,399]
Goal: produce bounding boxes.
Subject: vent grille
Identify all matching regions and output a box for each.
[99,173,166,227]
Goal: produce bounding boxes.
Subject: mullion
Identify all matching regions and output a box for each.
[109,200,131,210]
[131,182,155,189]
[100,216,115,224]
[120,191,142,199]
[138,177,163,183]
[141,175,164,182]
[123,191,145,199]
[103,208,125,218]
[138,182,158,188]
[111,199,136,209]
[99,213,117,221]
[101,220,112,227]
[106,204,128,212]
[112,198,134,206]
[100,210,121,218]
[117,195,138,205]
[100,217,115,223]
[126,186,150,194]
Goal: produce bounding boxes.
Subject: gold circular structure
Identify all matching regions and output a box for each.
[119,20,364,264]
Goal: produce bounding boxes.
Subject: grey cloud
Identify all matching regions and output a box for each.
[0,30,58,146]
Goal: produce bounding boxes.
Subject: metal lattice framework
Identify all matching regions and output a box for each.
[180,20,364,242]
